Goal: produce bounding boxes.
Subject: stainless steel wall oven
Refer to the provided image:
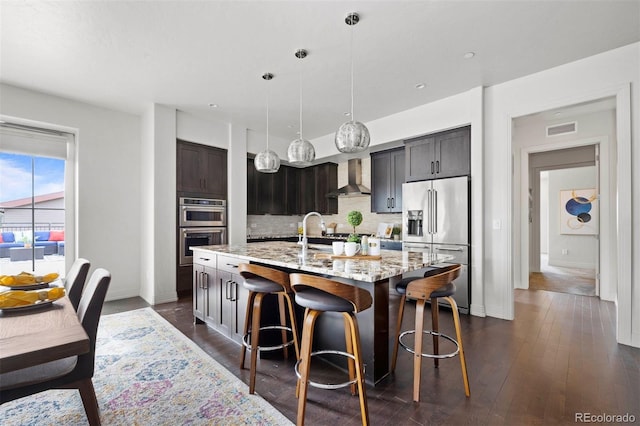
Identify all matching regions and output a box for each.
[178,197,226,266]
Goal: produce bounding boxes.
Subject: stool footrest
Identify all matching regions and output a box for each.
[399,330,460,359]
[242,325,296,352]
[295,350,362,390]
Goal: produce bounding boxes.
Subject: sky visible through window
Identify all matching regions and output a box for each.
[0,152,65,203]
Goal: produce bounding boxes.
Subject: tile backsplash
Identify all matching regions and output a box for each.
[247,195,402,238]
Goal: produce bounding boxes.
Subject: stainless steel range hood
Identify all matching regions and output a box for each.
[329,159,370,197]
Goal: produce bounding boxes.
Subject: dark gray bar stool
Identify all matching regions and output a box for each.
[238,263,300,395]
[290,273,372,426]
[391,264,470,402]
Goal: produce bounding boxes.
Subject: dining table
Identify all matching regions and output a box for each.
[0,296,89,374]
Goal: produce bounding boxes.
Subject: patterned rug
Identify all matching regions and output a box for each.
[1,308,292,425]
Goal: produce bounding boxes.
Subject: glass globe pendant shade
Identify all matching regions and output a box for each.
[287,138,315,166]
[335,120,370,153]
[254,149,280,173]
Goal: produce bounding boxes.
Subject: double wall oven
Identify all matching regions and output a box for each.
[178,197,226,266]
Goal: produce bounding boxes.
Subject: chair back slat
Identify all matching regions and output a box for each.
[406,264,461,300]
[64,258,91,311]
[290,273,372,312]
[238,263,291,292]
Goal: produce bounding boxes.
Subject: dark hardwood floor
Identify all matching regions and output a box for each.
[104,288,640,425]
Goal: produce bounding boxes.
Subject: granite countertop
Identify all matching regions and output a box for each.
[192,241,446,283]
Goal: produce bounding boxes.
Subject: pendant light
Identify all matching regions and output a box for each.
[335,12,370,153]
[287,48,315,166]
[254,72,281,173]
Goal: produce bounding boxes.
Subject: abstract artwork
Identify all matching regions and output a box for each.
[560,188,598,235]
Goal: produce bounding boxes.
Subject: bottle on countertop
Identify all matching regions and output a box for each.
[361,235,368,255]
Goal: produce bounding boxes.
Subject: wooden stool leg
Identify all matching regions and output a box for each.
[346,312,369,426]
[413,299,426,402]
[278,293,289,359]
[296,307,310,398]
[284,292,301,360]
[297,310,320,426]
[240,291,257,369]
[344,315,357,395]
[391,294,406,372]
[249,292,265,394]
[446,296,470,397]
[431,297,440,368]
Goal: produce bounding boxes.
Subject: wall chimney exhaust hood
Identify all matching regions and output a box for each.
[329,158,370,197]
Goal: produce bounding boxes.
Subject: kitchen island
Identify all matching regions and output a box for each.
[191,241,449,385]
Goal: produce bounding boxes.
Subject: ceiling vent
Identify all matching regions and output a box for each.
[546,121,577,137]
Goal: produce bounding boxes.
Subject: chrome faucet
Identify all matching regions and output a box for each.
[299,211,325,254]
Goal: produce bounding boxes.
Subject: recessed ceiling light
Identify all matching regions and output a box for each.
[287,124,294,129]
[415,83,425,89]
[554,111,563,117]
[344,112,351,116]
[463,52,475,59]
[208,103,218,108]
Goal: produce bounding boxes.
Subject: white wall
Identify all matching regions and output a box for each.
[0,84,142,302]
[484,42,638,347]
[547,167,597,269]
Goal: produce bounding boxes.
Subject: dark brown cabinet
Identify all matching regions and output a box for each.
[371,148,405,213]
[247,159,297,215]
[177,140,227,199]
[405,126,470,182]
[247,159,337,215]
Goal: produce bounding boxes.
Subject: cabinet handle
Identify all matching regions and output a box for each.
[436,160,440,174]
[391,198,395,208]
[431,161,434,174]
[225,280,231,300]
[226,263,238,269]
[203,178,207,188]
[199,257,210,262]
[387,197,390,208]
[230,281,237,302]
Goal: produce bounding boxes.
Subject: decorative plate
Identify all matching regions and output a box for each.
[0,300,55,313]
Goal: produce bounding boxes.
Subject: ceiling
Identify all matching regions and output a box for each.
[1,1,639,142]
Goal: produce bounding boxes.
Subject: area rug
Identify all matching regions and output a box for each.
[1,308,293,425]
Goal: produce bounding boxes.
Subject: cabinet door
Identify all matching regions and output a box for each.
[203,265,218,326]
[202,147,227,199]
[247,159,258,214]
[298,167,316,214]
[405,136,436,182]
[285,166,300,214]
[178,142,205,193]
[192,264,206,322]
[314,163,338,214]
[371,152,392,212]
[435,127,470,179]
[389,149,405,212]
[216,269,233,337]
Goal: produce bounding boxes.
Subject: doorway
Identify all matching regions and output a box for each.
[529,164,598,296]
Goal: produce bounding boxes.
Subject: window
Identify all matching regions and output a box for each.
[0,121,75,277]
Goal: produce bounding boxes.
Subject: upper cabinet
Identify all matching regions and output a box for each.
[371,147,404,213]
[405,126,470,182]
[247,159,337,215]
[177,140,227,199]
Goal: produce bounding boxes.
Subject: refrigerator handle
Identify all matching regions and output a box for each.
[426,189,432,234]
[433,189,438,233]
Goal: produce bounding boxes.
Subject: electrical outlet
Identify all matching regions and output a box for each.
[562,249,568,255]
[289,223,295,228]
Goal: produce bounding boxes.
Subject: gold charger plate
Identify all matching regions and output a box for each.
[0,299,55,313]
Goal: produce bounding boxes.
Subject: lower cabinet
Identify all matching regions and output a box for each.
[193,251,248,345]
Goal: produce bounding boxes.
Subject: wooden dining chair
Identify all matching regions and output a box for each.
[65,258,91,310]
[0,268,111,426]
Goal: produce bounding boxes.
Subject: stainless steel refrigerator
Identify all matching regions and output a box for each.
[402,176,470,313]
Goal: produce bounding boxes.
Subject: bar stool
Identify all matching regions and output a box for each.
[290,273,372,426]
[391,264,470,402]
[238,263,300,395]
